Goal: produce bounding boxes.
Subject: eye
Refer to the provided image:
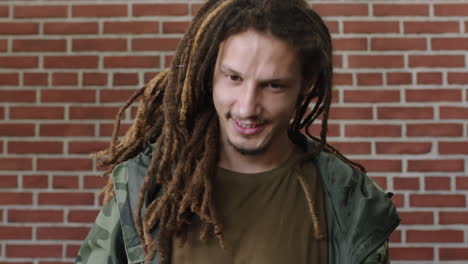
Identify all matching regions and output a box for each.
[268,82,285,89]
[227,74,241,82]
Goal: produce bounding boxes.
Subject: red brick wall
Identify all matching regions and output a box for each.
[0,0,467,263]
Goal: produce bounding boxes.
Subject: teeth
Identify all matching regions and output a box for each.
[238,122,261,128]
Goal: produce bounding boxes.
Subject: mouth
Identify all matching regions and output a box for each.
[232,119,266,135]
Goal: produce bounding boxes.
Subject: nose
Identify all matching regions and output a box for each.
[237,82,261,119]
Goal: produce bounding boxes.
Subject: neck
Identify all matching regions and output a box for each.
[218,138,298,174]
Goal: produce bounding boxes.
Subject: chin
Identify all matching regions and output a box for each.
[227,138,271,156]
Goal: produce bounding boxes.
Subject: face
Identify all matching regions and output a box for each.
[212,29,304,156]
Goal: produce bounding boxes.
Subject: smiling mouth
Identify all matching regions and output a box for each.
[232,119,266,135]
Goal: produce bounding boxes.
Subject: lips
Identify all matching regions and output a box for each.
[232,119,265,135]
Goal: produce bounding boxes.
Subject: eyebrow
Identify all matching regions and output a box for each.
[220,64,294,84]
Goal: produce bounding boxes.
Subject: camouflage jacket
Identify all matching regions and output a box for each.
[76,140,400,264]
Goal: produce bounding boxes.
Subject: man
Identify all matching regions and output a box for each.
[76,0,400,263]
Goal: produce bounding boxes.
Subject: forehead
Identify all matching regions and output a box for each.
[216,29,301,79]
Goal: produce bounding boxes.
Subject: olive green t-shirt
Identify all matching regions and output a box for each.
[171,149,328,263]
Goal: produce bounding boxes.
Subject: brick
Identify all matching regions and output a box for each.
[68,210,99,223]
[439,141,468,154]
[328,142,371,155]
[40,124,95,137]
[83,73,108,86]
[404,21,459,34]
[100,89,138,103]
[6,245,62,258]
[407,230,464,243]
[440,212,468,225]
[70,106,118,120]
[0,226,31,239]
[333,38,367,50]
[0,5,8,17]
[394,177,419,190]
[68,141,108,154]
[0,192,32,205]
[440,248,468,260]
[425,177,451,190]
[83,175,108,189]
[448,72,468,84]
[104,56,160,68]
[387,72,412,85]
[73,38,127,52]
[37,227,89,240]
[0,90,36,102]
[417,72,442,85]
[0,39,7,52]
[356,73,382,86]
[23,175,48,188]
[372,38,426,51]
[13,39,66,52]
[53,176,78,189]
[52,73,78,86]
[328,107,372,120]
[377,107,433,120]
[456,177,468,190]
[104,21,159,34]
[162,21,190,34]
[407,124,462,137]
[411,194,466,207]
[0,107,3,120]
[41,89,95,103]
[99,123,131,137]
[66,245,81,258]
[435,4,468,16]
[0,175,17,188]
[374,4,429,16]
[24,73,48,86]
[355,159,402,172]
[406,89,461,102]
[9,209,63,223]
[132,38,180,51]
[410,55,465,68]
[37,158,93,171]
[0,22,38,34]
[389,247,433,260]
[432,38,468,50]
[408,159,464,172]
[8,141,62,154]
[391,194,404,208]
[39,192,94,206]
[334,73,352,85]
[312,4,368,16]
[333,54,343,68]
[0,124,35,137]
[45,22,98,34]
[72,5,127,17]
[324,20,339,34]
[376,142,432,155]
[346,125,401,138]
[113,73,139,86]
[389,230,401,243]
[0,158,32,170]
[371,177,387,189]
[0,56,38,68]
[398,212,433,225]
[44,56,98,69]
[349,55,403,68]
[14,5,67,18]
[10,106,64,120]
[133,4,188,16]
[440,107,468,119]
[344,90,400,103]
[0,73,19,86]
[344,21,399,34]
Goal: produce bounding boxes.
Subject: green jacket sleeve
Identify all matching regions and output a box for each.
[75,197,128,264]
[361,241,390,264]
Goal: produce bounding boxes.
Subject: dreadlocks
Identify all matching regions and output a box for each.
[96,0,366,263]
